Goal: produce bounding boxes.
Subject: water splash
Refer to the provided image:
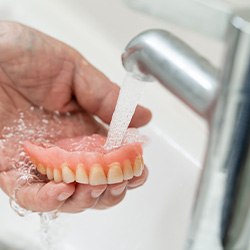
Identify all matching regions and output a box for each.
[0,107,90,249]
[40,211,59,250]
[104,73,145,150]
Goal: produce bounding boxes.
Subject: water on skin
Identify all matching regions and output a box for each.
[0,73,145,249]
[104,73,145,150]
[0,107,85,250]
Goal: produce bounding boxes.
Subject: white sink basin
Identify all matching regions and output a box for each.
[0,0,209,249]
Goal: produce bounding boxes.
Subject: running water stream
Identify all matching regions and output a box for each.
[104,73,145,150]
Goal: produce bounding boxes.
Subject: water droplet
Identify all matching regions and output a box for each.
[9,198,32,217]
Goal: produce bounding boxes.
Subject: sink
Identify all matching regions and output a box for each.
[0,0,208,249]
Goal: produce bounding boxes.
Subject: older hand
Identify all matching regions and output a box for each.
[0,21,151,213]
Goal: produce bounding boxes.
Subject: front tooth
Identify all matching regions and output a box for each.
[76,164,88,184]
[37,163,46,175]
[133,156,144,177]
[47,167,54,180]
[107,163,123,184]
[62,163,75,183]
[123,160,134,180]
[89,164,107,185]
[54,168,62,182]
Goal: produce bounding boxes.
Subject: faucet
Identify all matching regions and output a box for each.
[122,7,250,250]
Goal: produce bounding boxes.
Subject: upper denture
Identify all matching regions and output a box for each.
[23,134,144,185]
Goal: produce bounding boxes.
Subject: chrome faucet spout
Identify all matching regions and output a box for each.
[122,8,250,250]
[122,29,219,117]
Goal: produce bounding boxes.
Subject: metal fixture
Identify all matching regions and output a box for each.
[122,7,250,250]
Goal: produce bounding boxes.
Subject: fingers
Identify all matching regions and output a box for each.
[0,169,75,212]
[73,59,152,127]
[17,181,75,212]
[60,167,148,213]
[0,167,148,213]
[60,181,128,213]
[94,181,128,209]
[60,184,107,213]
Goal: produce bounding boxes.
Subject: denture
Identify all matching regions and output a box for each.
[23,134,144,185]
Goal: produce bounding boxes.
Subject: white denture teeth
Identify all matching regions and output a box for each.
[89,164,107,185]
[107,163,123,184]
[54,168,62,182]
[36,155,144,185]
[62,163,75,183]
[76,164,89,184]
[37,163,46,175]
[123,159,134,180]
[46,167,54,180]
[133,156,144,177]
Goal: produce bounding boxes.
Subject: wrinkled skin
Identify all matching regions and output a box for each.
[0,21,151,213]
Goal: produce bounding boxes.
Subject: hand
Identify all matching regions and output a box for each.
[0,21,151,213]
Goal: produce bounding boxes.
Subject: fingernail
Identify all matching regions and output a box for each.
[91,189,105,198]
[111,185,126,196]
[128,179,145,188]
[57,192,72,201]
